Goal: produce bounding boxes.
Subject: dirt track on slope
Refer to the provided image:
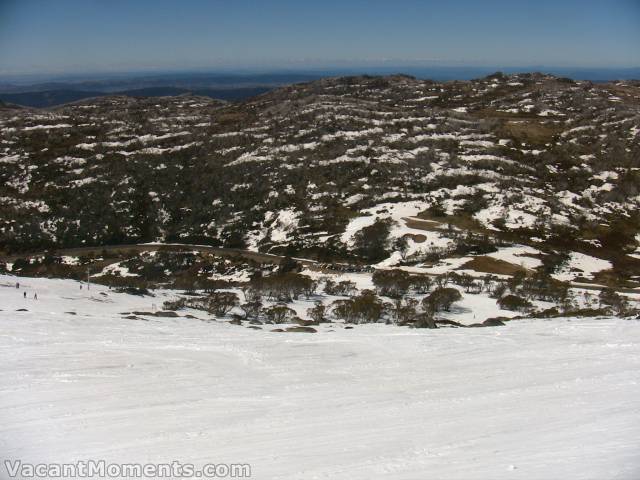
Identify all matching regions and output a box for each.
[0,243,316,267]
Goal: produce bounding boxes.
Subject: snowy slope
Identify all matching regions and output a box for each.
[1,275,639,479]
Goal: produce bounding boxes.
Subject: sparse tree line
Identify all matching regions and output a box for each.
[162,269,467,328]
[162,265,637,327]
[5,246,636,323]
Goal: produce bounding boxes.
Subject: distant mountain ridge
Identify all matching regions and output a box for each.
[0,86,274,108]
[2,67,639,108]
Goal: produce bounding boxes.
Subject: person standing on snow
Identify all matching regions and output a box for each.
[34,293,38,300]
[23,292,26,299]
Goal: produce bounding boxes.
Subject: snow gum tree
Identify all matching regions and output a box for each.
[423,287,462,312]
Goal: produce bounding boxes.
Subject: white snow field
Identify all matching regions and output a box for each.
[1,275,640,479]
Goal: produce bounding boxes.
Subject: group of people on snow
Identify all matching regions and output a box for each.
[16,282,37,300]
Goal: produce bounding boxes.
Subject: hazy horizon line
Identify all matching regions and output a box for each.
[2,64,640,84]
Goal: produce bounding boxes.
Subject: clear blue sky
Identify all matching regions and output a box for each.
[0,0,638,75]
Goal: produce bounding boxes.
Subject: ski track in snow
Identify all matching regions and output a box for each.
[1,275,639,479]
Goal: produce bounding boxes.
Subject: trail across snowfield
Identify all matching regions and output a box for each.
[1,275,639,479]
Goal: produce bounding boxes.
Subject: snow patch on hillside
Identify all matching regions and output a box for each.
[341,200,428,246]
[553,252,613,282]
[487,245,543,270]
[269,208,301,243]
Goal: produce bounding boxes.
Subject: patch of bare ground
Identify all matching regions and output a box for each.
[602,84,640,104]
[403,233,427,243]
[496,119,563,145]
[402,217,443,232]
[459,256,529,276]
[413,212,497,237]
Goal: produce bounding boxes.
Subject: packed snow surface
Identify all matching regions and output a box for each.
[1,275,640,479]
[487,245,543,270]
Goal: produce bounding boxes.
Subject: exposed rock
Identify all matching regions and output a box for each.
[285,326,317,333]
[483,318,506,327]
[292,318,317,326]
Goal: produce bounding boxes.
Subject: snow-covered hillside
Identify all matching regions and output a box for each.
[2,74,639,282]
[1,275,639,479]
